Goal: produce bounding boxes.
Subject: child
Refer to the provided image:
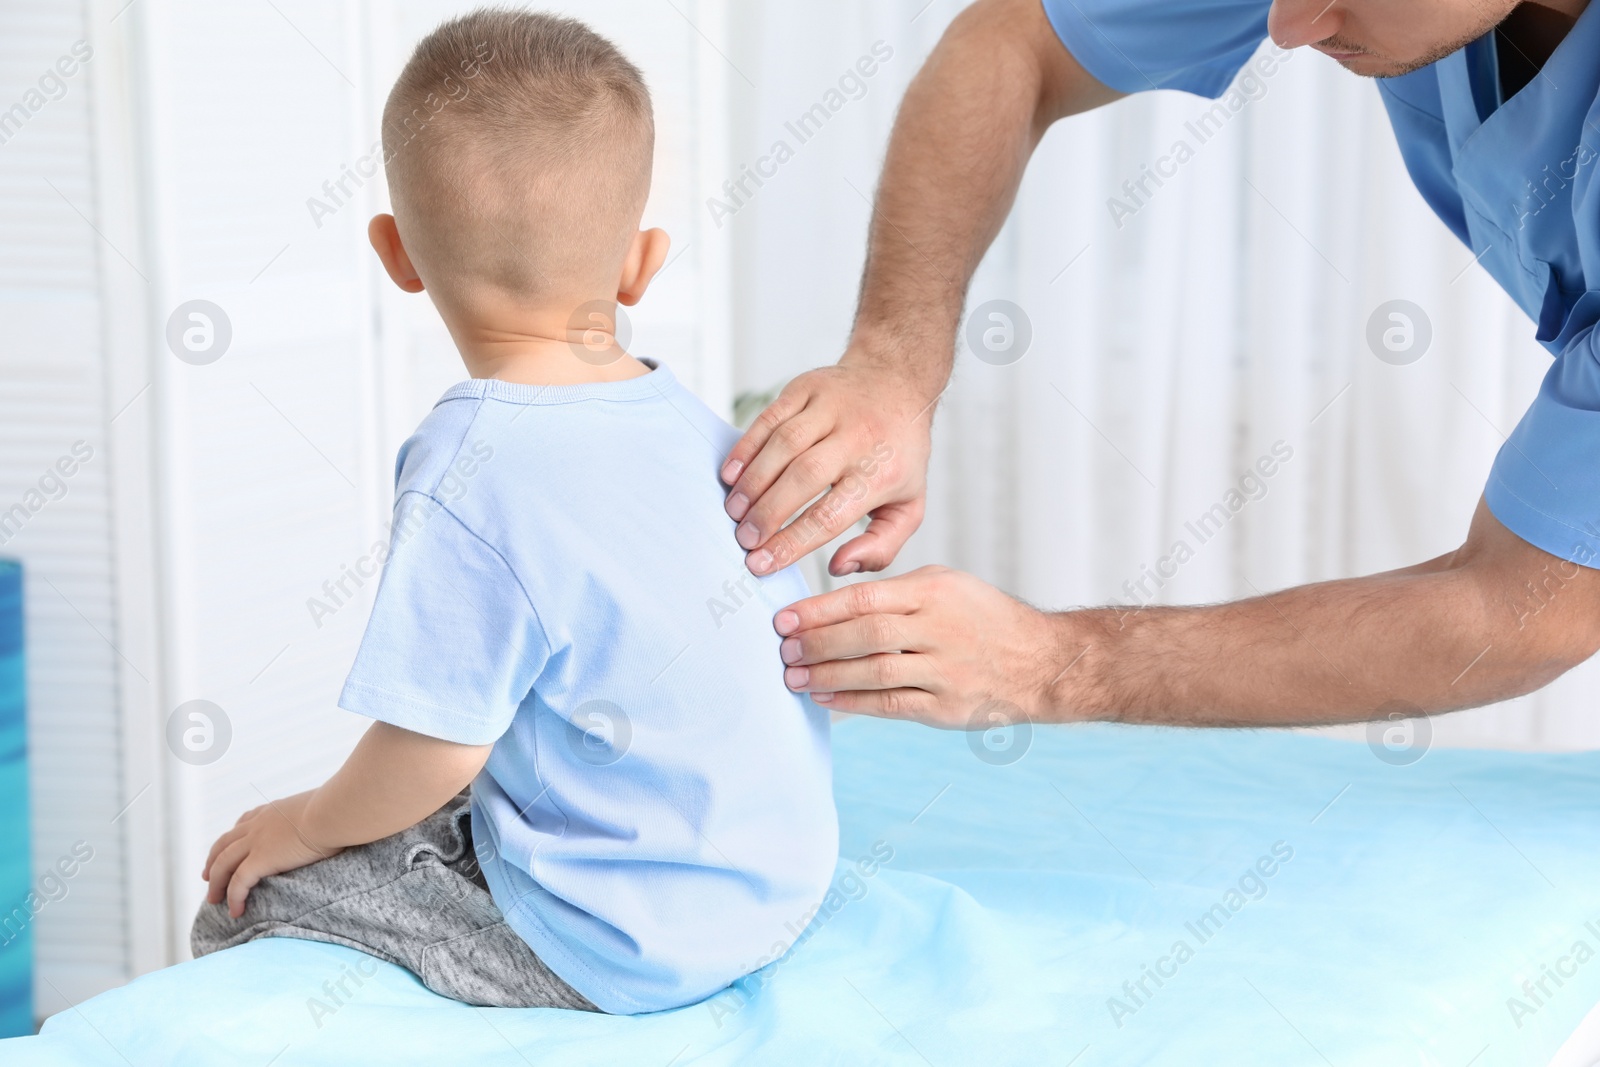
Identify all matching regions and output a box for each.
[192,9,837,1015]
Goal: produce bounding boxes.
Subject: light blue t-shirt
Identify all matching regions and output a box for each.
[338,362,839,1014]
[1043,0,1600,566]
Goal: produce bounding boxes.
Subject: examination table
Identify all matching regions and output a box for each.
[4,715,1599,1065]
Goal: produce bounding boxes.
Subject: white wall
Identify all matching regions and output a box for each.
[1,0,1592,1016]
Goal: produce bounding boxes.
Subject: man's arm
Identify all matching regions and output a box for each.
[776,500,1600,726]
[203,722,490,916]
[722,0,1121,577]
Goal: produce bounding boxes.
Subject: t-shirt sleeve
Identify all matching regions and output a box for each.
[339,491,550,744]
[1484,327,1600,568]
[1040,0,1272,98]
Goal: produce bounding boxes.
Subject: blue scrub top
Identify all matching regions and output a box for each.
[1042,0,1600,566]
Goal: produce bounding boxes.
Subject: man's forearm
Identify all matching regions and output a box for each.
[848,0,1119,394]
[1057,560,1590,727]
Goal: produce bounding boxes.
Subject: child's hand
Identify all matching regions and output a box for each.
[202,791,342,918]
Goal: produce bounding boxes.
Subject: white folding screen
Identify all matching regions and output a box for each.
[4,0,732,1007]
[0,0,135,1009]
[136,0,390,986]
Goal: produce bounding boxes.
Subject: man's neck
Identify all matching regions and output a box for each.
[1496,1,1587,97]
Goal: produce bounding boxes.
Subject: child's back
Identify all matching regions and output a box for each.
[346,370,836,1012]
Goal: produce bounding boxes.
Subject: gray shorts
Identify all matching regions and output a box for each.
[190,792,598,1011]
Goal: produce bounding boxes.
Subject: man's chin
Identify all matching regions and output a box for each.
[1326,52,1426,79]
[1315,32,1485,80]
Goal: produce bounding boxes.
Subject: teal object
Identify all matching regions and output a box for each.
[0,561,28,1037]
[5,718,1600,1063]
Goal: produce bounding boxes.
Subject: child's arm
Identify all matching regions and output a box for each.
[202,721,492,917]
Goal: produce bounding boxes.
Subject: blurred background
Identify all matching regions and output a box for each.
[0,0,1590,1024]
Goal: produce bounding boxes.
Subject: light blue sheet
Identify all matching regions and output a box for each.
[7,718,1600,1065]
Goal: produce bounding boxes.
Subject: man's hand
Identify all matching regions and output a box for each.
[776,565,1078,725]
[721,0,1120,576]
[775,501,1600,730]
[723,360,934,577]
[203,791,341,918]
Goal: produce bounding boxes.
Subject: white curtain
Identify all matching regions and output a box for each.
[724,0,1598,751]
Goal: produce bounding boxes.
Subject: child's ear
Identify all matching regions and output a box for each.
[368,214,425,293]
[616,228,670,307]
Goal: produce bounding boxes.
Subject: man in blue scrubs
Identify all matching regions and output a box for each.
[721,0,1600,727]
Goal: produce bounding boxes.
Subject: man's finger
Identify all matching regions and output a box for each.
[828,497,926,575]
[734,438,852,550]
[780,612,925,667]
[785,651,936,695]
[721,381,812,486]
[812,687,940,721]
[744,470,880,577]
[725,410,832,526]
[774,568,941,635]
